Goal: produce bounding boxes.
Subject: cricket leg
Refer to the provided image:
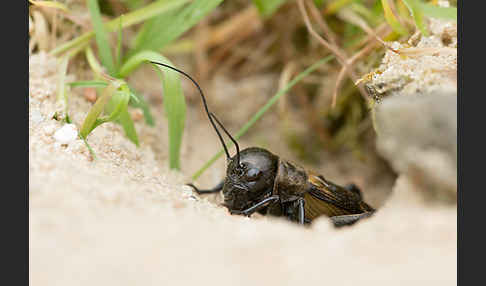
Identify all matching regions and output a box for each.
[298,198,305,225]
[186,180,224,194]
[330,212,374,227]
[344,183,375,212]
[344,183,363,199]
[230,196,280,217]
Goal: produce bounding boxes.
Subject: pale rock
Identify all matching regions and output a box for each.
[374,92,456,203]
[366,16,457,204]
[53,124,78,145]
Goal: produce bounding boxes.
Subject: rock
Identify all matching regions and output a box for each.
[374,92,456,203]
[364,15,457,204]
[364,18,457,102]
[53,124,78,145]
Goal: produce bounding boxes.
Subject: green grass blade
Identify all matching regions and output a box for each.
[85,47,104,79]
[418,2,456,21]
[119,51,186,170]
[69,80,152,126]
[381,0,408,36]
[115,17,123,71]
[400,0,428,36]
[104,85,140,146]
[81,136,98,160]
[152,67,185,169]
[324,0,355,15]
[128,0,223,58]
[121,0,145,10]
[117,108,140,146]
[80,82,119,138]
[78,80,139,145]
[350,3,381,26]
[128,86,155,126]
[313,0,325,8]
[128,91,140,103]
[87,0,116,76]
[68,80,109,88]
[252,0,287,17]
[103,86,131,123]
[50,0,191,56]
[191,55,335,180]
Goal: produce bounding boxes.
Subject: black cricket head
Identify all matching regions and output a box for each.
[149,61,279,211]
[222,147,279,211]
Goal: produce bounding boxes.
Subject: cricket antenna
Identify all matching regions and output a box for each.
[208,112,240,167]
[149,61,241,166]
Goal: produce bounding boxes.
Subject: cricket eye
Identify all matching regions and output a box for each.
[234,164,245,176]
[245,168,261,182]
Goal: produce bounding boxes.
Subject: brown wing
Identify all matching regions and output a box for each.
[303,172,374,221]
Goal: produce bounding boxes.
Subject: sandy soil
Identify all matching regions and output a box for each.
[29,52,456,285]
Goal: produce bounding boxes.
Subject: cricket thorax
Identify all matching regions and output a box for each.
[273,160,308,202]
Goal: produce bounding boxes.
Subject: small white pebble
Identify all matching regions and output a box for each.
[53,124,78,145]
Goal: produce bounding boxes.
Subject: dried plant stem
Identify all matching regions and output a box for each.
[50,0,191,56]
[332,66,348,107]
[208,5,262,73]
[297,0,367,106]
[298,0,346,65]
[307,1,338,46]
[353,23,389,49]
[277,62,297,117]
[398,46,457,56]
[205,6,261,48]
[51,10,58,48]
[337,9,398,53]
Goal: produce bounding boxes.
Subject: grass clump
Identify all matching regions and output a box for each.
[33,0,227,170]
[30,0,456,175]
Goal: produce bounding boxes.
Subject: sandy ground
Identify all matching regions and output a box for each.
[29,52,456,285]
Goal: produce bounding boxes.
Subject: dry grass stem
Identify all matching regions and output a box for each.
[298,0,347,64]
[51,10,58,48]
[298,0,368,106]
[398,47,457,57]
[277,62,297,116]
[332,66,347,107]
[205,6,261,48]
[31,10,50,51]
[353,23,390,49]
[208,15,262,74]
[337,9,398,54]
[201,5,263,76]
[61,12,93,29]
[307,1,339,46]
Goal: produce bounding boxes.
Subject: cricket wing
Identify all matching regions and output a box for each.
[304,172,373,220]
